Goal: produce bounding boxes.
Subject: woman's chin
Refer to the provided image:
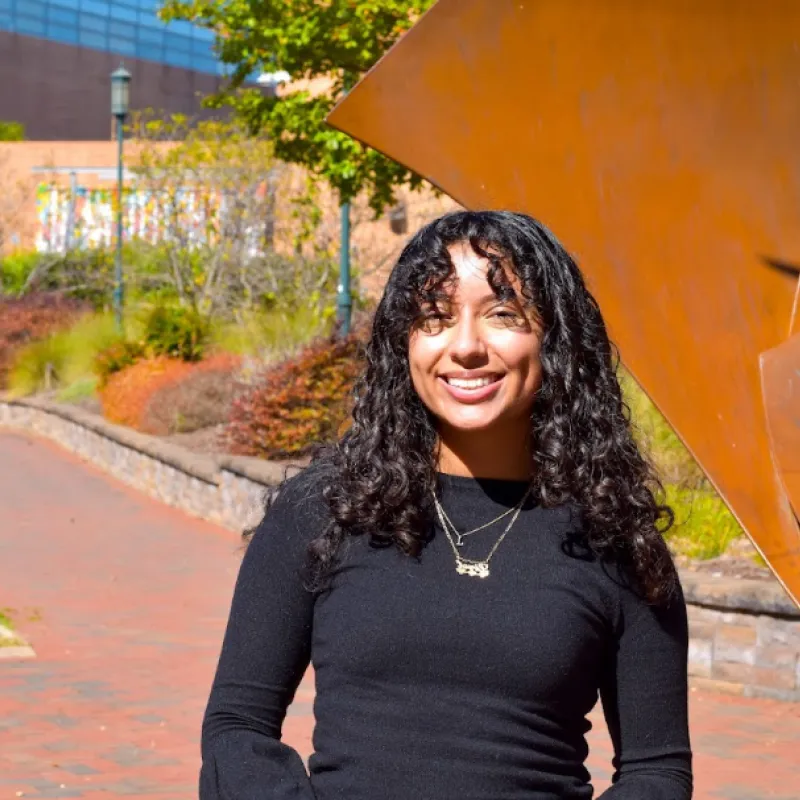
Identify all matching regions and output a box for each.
[439,410,505,434]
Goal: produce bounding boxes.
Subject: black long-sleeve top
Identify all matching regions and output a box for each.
[200,466,692,799]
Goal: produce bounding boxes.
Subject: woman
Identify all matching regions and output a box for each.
[200,210,692,799]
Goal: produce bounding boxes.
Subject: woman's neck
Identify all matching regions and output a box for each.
[437,425,533,481]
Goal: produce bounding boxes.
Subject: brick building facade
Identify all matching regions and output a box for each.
[0,30,228,141]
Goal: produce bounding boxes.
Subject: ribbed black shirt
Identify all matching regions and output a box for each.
[200,466,692,799]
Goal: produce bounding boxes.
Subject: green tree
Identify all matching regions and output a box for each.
[0,121,25,141]
[159,0,434,213]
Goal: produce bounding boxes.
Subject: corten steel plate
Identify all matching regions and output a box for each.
[762,334,800,529]
[327,0,800,604]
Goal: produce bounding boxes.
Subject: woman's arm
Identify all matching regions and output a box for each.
[200,474,320,799]
[597,578,693,799]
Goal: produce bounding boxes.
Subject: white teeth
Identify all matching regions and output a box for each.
[446,376,495,389]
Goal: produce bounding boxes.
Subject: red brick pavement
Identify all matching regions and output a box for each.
[1,430,798,799]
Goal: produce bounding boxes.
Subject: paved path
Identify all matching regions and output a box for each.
[0,430,798,799]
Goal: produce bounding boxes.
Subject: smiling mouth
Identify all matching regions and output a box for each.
[443,375,502,389]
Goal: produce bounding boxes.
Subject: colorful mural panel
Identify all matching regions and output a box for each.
[35,183,221,253]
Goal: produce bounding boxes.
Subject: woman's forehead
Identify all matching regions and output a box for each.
[436,243,522,296]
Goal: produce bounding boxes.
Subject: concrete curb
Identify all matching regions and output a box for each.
[681,571,799,618]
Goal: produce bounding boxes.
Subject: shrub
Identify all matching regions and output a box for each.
[99,357,194,430]
[211,305,334,361]
[141,354,243,435]
[8,312,122,397]
[141,304,209,362]
[7,336,70,395]
[619,369,706,488]
[94,339,147,388]
[0,293,89,388]
[663,484,744,560]
[0,250,41,295]
[0,120,25,141]
[99,353,242,434]
[225,334,364,458]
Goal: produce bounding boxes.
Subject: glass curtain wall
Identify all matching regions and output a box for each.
[0,0,220,74]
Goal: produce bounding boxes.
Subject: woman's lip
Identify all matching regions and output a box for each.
[438,375,504,404]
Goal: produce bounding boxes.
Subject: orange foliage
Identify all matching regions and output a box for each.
[99,356,193,431]
[99,353,242,434]
[225,335,364,458]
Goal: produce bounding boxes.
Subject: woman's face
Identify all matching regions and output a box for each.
[408,242,543,438]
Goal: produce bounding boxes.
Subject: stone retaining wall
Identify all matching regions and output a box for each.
[681,574,800,701]
[2,396,799,699]
[0,396,293,533]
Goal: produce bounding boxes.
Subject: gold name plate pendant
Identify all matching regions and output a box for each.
[456,561,490,578]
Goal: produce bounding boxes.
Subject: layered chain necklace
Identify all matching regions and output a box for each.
[431,486,532,579]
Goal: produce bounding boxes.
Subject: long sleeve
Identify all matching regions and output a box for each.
[597,578,693,799]
[200,473,321,799]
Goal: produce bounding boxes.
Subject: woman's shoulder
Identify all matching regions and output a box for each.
[266,457,333,525]
[243,458,333,555]
[535,501,682,610]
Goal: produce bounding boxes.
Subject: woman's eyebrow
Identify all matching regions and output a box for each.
[476,291,518,305]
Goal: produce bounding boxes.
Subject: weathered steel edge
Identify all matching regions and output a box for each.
[1,395,797,618]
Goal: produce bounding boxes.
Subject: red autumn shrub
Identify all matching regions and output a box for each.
[93,339,147,388]
[225,335,364,458]
[141,353,243,435]
[99,357,194,431]
[99,354,243,435]
[0,292,89,388]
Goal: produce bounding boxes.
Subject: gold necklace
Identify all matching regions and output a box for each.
[432,488,531,578]
[435,498,521,547]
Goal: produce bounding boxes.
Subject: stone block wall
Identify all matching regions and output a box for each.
[2,396,799,699]
[0,397,291,534]
[682,578,800,701]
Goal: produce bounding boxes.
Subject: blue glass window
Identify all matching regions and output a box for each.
[165,19,194,36]
[78,29,106,48]
[108,20,132,37]
[78,12,107,33]
[108,35,136,55]
[192,39,213,56]
[166,33,192,53]
[136,25,164,45]
[108,5,137,22]
[0,0,221,74]
[49,7,80,25]
[16,15,47,36]
[80,0,111,15]
[166,50,194,69]
[195,58,219,75]
[47,24,80,45]
[135,42,163,62]
[23,0,47,16]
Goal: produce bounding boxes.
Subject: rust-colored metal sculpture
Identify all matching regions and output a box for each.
[327,0,800,604]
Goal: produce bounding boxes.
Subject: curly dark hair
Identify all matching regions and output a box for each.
[270,210,677,604]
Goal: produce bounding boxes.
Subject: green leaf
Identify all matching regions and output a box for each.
[158,0,435,209]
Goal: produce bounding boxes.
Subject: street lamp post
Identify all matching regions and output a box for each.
[337,201,352,335]
[110,66,131,333]
[336,75,354,337]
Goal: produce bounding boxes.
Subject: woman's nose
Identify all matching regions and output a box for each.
[450,315,487,363]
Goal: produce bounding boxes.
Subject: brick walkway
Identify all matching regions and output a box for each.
[0,429,798,799]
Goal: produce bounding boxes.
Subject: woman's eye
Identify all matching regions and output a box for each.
[419,311,451,332]
[492,309,525,324]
